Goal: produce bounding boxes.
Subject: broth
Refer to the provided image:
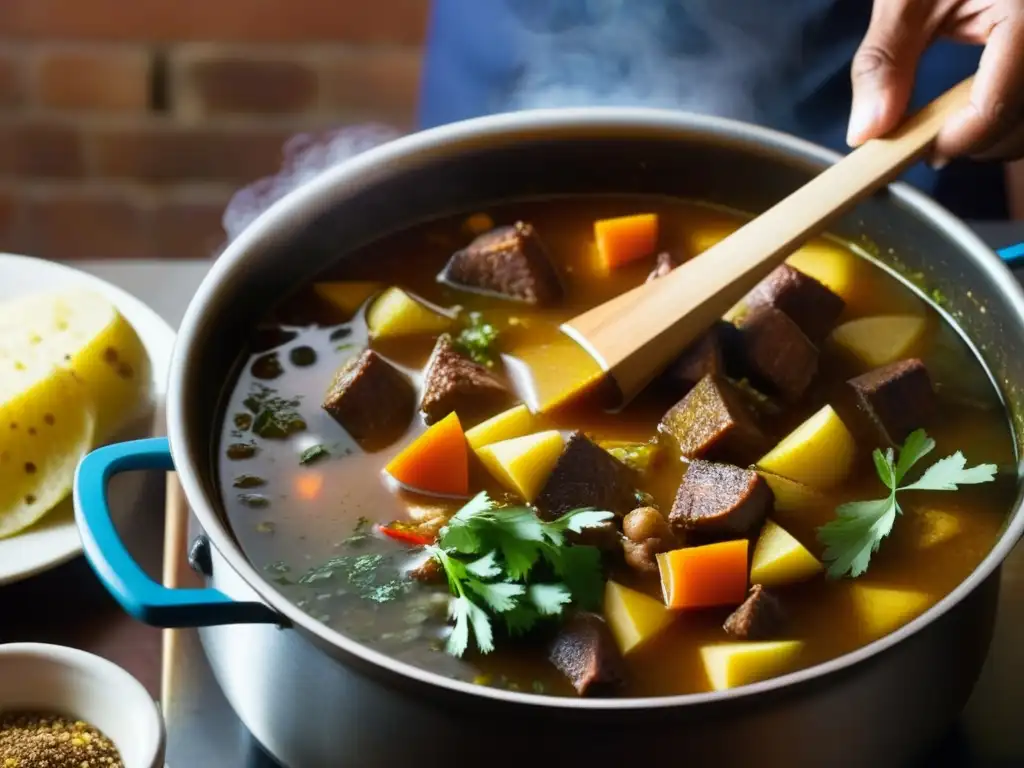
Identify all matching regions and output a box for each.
[217,197,1016,698]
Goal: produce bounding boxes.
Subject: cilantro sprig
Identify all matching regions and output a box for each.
[454,312,500,367]
[817,429,997,579]
[426,492,613,657]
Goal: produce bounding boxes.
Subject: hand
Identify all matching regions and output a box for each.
[847,0,1024,163]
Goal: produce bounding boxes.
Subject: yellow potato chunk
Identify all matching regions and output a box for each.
[757,471,828,515]
[313,281,383,319]
[476,430,564,502]
[785,241,857,301]
[849,584,933,637]
[911,508,962,549]
[0,367,96,538]
[750,520,824,587]
[757,405,856,490]
[700,641,805,691]
[603,580,675,656]
[830,315,928,369]
[0,289,150,443]
[465,404,537,452]
[366,288,454,339]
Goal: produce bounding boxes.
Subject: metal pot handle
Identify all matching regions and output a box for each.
[74,437,281,627]
[999,242,1024,268]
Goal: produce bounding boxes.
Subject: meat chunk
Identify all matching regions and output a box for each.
[548,612,626,696]
[737,305,819,402]
[621,506,678,574]
[407,555,444,584]
[535,432,639,521]
[662,320,744,397]
[439,221,563,305]
[420,334,508,424]
[658,374,767,465]
[744,264,845,342]
[723,585,785,640]
[848,358,935,445]
[645,251,679,282]
[322,349,415,449]
[669,459,772,538]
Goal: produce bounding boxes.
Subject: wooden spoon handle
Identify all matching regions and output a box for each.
[564,76,974,403]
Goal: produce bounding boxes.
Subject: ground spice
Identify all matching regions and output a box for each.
[0,712,123,767]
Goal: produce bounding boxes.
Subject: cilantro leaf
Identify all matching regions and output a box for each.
[900,451,997,491]
[426,493,612,657]
[454,312,501,367]
[527,583,572,615]
[817,429,996,579]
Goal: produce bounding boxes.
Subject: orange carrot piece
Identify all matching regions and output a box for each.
[384,412,469,496]
[594,213,659,269]
[657,540,749,610]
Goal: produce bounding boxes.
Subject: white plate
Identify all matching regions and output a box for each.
[0,254,175,586]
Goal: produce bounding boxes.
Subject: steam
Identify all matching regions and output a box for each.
[222,124,401,242]
[223,0,806,245]
[506,0,805,125]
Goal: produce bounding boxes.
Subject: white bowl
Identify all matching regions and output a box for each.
[0,643,165,768]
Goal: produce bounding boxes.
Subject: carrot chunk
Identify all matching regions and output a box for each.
[657,539,749,609]
[594,213,659,269]
[384,412,468,496]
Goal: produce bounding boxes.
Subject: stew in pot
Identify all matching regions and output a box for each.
[216,197,1015,698]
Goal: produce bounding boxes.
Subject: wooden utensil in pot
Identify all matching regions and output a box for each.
[532,76,975,412]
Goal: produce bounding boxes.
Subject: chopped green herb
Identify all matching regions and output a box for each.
[336,343,355,353]
[233,474,266,489]
[454,311,501,367]
[238,493,270,508]
[426,491,613,657]
[264,561,293,585]
[256,521,276,533]
[252,408,307,439]
[817,429,997,578]
[289,346,318,367]
[300,444,330,465]
[297,551,408,604]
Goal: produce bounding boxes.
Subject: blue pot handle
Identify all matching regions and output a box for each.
[74,437,282,628]
[999,242,1024,269]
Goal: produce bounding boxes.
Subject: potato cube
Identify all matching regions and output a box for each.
[700,640,804,691]
[312,281,383,320]
[849,584,933,638]
[366,288,454,339]
[830,315,929,369]
[750,520,823,587]
[603,581,675,655]
[476,430,564,502]
[465,404,537,452]
[757,405,857,489]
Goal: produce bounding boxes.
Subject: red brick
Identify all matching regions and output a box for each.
[91,124,290,183]
[23,187,152,260]
[173,48,318,117]
[0,121,86,178]
[152,192,231,259]
[36,46,152,112]
[1,0,428,44]
[0,51,25,107]
[320,47,422,126]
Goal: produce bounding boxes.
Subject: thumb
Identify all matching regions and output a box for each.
[847,1,931,147]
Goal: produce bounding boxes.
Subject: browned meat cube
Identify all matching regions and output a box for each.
[438,221,563,305]
[407,556,444,584]
[535,432,639,522]
[737,305,819,402]
[645,251,679,283]
[723,584,785,640]
[658,374,766,464]
[621,506,678,574]
[848,358,935,445]
[669,459,771,538]
[548,612,626,697]
[745,264,845,342]
[662,320,744,397]
[322,349,415,449]
[420,334,509,424]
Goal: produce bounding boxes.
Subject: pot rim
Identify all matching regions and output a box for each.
[168,106,1024,710]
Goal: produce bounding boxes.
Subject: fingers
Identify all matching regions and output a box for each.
[847,0,934,147]
[934,12,1024,162]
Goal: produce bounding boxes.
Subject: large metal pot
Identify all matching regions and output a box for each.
[74,110,1024,768]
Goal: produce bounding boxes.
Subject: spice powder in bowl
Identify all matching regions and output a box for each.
[0,711,123,767]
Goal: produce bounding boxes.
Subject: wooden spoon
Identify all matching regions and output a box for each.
[539,76,975,411]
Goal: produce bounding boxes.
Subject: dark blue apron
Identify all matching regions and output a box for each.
[418,0,1008,220]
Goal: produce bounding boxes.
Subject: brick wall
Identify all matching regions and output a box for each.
[0,0,428,260]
